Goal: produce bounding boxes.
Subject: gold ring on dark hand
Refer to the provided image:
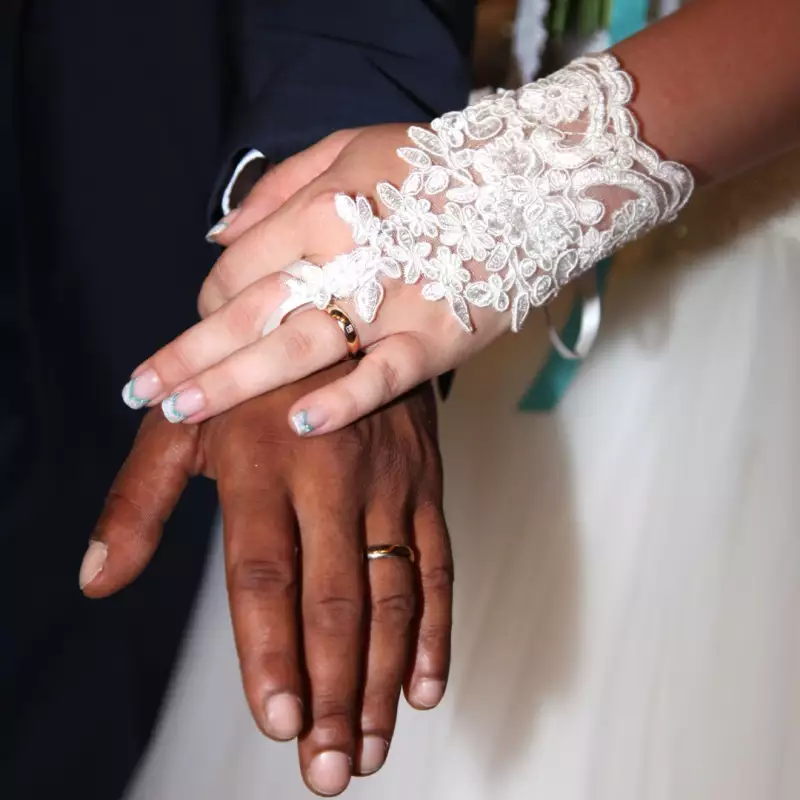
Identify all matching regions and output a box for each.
[366,544,416,563]
[325,304,360,358]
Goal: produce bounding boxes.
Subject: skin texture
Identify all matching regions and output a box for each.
[614,0,800,184]
[83,362,453,796]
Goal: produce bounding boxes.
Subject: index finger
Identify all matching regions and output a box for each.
[212,129,361,248]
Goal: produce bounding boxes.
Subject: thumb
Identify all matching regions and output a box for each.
[212,128,361,247]
[80,411,201,598]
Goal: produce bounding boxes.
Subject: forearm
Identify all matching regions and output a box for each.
[614,0,800,184]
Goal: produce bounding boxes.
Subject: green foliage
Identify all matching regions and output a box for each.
[547,0,613,40]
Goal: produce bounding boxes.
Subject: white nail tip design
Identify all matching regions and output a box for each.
[121,379,148,410]
[205,219,228,242]
[161,394,186,424]
[291,411,313,436]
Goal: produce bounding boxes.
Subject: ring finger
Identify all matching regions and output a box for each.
[156,305,366,424]
[356,506,416,777]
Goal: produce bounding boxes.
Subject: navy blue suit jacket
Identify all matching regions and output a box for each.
[2,1,473,797]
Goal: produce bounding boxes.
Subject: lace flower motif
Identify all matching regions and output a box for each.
[517,77,588,125]
[421,246,473,332]
[438,202,495,262]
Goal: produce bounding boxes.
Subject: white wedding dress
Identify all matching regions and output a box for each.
[126,151,800,800]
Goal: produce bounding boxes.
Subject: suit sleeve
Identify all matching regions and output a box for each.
[210,0,475,215]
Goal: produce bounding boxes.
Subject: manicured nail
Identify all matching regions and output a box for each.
[121,369,162,410]
[358,736,388,776]
[411,679,445,709]
[205,209,240,242]
[264,693,303,741]
[307,751,351,796]
[161,388,205,423]
[79,541,108,590]
[290,407,327,436]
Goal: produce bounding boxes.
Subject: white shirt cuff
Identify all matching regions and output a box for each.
[221,148,266,215]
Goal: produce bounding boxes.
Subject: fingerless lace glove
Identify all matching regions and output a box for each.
[283,53,694,333]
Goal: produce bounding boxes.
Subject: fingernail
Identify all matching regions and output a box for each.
[358,736,388,776]
[307,751,351,796]
[290,407,327,436]
[79,541,108,590]
[161,388,205,423]
[412,679,445,709]
[205,208,240,242]
[264,693,303,741]
[121,369,162,410]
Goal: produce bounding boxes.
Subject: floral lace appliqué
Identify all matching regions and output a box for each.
[280,54,694,334]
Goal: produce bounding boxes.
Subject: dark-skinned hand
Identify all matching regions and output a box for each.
[80,360,453,796]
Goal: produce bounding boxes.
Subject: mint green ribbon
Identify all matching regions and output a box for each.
[519,0,649,412]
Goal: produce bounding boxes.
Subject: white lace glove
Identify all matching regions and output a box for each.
[277,53,692,333]
[122,54,694,433]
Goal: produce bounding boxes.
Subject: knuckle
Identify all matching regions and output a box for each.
[337,386,362,428]
[197,291,213,319]
[197,277,218,318]
[308,188,340,220]
[307,594,362,635]
[241,649,296,683]
[105,487,148,522]
[418,622,451,655]
[324,417,368,459]
[160,338,199,378]
[421,563,454,595]
[281,327,316,366]
[392,333,429,379]
[230,557,296,597]
[372,590,416,629]
[375,357,403,402]
[370,447,408,493]
[304,189,354,253]
[206,255,237,302]
[197,277,225,319]
[308,705,354,740]
[222,293,263,340]
[213,369,248,409]
[419,449,445,492]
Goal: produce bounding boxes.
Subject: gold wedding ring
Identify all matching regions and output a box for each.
[366,544,416,564]
[325,304,360,358]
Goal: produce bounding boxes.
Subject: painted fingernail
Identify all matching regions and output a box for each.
[121,369,162,410]
[205,208,240,242]
[307,751,351,796]
[411,679,445,709]
[358,736,388,776]
[161,388,205,423]
[290,407,327,436]
[264,693,303,741]
[79,541,108,590]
